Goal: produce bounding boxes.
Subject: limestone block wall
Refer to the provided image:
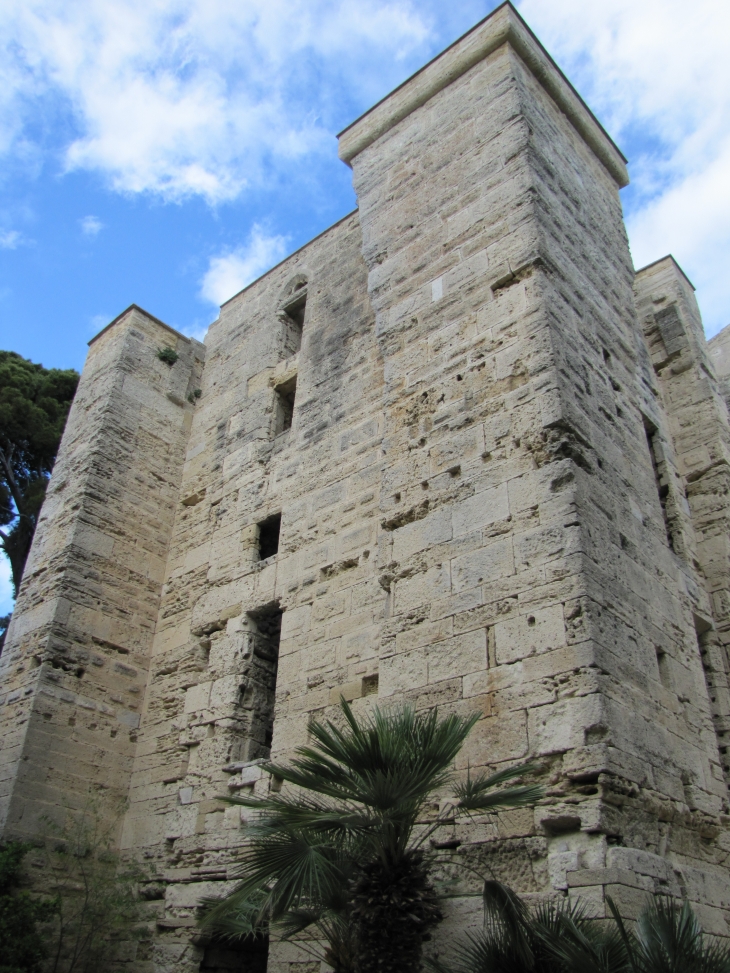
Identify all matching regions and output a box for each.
[341,0,730,941]
[0,307,203,841]
[635,258,730,786]
[118,212,385,973]
[2,4,730,972]
[708,322,730,412]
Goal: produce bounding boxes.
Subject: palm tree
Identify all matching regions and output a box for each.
[427,881,730,973]
[610,896,730,973]
[427,880,628,973]
[200,698,542,973]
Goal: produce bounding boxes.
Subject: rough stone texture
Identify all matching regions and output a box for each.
[709,314,730,413]
[0,306,204,841]
[2,4,730,972]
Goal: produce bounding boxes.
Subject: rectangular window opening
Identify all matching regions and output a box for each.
[199,936,269,973]
[655,647,671,690]
[273,376,297,435]
[694,617,730,789]
[257,513,281,560]
[362,674,379,697]
[246,602,283,758]
[643,419,674,551]
[281,294,306,355]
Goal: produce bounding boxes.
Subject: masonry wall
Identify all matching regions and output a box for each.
[635,259,730,788]
[118,212,386,973]
[0,308,202,841]
[2,5,730,972]
[708,323,730,412]
[344,17,730,948]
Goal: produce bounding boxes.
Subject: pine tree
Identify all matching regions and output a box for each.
[0,351,78,595]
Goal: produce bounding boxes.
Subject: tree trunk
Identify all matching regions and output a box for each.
[350,851,442,973]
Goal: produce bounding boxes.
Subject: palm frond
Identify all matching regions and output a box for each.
[632,896,730,973]
[277,906,328,940]
[198,700,542,973]
[481,880,534,967]
[225,792,378,836]
[263,700,479,810]
[535,909,630,973]
[425,925,533,973]
[198,889,268,941]
[201,830,352,936]
[454,764,542,813]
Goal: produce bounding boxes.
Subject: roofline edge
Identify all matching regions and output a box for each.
[337,1,628,188]
[635,254,696,292]
[88,304,194,347]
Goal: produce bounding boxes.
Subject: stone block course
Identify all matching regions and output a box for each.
[2,4,730,970]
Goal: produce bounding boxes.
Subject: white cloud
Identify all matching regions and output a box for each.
[0,230,21,249]
[517,0,730,335]
[200,226,289,306]
[89,312,110,333]
[0,557,14,617]
[181,322,210,343]
[1,0,727,332]
[0,0,430,204]
[80,214,103,235]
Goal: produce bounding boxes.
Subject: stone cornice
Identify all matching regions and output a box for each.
[635,254,696,292]
[88,304,192,347]
[337,1,628,188]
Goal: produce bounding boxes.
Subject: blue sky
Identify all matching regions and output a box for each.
[1,0,729,613]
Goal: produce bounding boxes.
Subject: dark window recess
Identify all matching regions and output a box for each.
[643,420,674,551]
[199,937,269,973]
[285,293,306,329]
[281,291,306,356]
[694,618,730,789]
[273,376,297,435]
[655,648,671,690]
[258,514,281,560]
[246,603,283,758]
[362,674,379,696]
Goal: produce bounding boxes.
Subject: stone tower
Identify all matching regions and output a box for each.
[2,4,730,971]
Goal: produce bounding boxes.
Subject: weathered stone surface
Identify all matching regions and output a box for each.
[2,5,730,972]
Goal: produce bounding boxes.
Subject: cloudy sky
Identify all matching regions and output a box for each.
[0,0,728,612]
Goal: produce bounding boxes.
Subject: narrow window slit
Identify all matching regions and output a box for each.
[280,290,306,355]
[274,375,297,435]
[258,513,281,560]
[245,602,283,758]
[655,647,670,689]
[643,419,674,550]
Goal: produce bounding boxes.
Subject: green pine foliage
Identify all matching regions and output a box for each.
[0,615,10,656]
[0,351,79,596]
[0,842,56,973]
[200,698,542,973]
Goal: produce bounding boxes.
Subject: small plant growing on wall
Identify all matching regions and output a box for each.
[157,346,178,366]
[187,388,202,404]
[40,800,146,973]
[0,841,57,972]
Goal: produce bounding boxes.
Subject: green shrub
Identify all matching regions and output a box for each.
[156,347,178,366]
[40,804,146,973]
[0,842,56,973]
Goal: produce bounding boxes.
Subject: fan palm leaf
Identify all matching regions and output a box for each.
[200,699,542,973]
[427,880,630,973]
[608,895,730,973]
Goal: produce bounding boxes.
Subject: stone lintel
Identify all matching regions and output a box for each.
[88,303,193,347]
[337,1,628,188]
